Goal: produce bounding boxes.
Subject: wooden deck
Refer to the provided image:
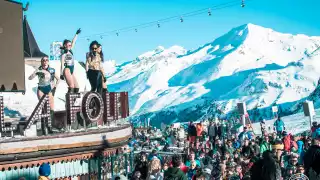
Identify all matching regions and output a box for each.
[0,124,132,155]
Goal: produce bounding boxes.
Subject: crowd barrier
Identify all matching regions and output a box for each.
[0,150,186,180]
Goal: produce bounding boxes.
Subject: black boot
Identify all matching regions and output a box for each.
[74,88,80,93]
[102,88,108,94]
[68,87,74,93]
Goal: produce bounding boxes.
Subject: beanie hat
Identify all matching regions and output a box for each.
[39,163,51,177]
[272,139,284,150]
[283,131,288,136]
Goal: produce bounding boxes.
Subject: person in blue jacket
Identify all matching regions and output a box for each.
[273,117,285,137]
[296,138,305,165]
[232,138,241,150]
[148,149,163,163]
[238,127,252,142]
[312,127,320,139]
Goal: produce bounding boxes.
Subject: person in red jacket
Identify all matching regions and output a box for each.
[196,123,203,149]
[311,121,318,133]
[283,132,297,152]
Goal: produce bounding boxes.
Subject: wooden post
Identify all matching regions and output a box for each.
[0,96,4,137]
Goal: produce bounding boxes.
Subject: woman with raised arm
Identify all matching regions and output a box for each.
[85,41,108,93]
[60,28,81,93]
[28,56,59,125]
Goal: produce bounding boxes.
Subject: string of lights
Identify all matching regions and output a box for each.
[79,0,252,41]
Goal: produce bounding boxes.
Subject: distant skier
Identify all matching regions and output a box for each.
[273,117,285,137]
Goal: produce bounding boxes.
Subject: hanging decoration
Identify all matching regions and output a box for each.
[79,0,251,40]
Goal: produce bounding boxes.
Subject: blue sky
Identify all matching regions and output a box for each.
[18,0,320,64]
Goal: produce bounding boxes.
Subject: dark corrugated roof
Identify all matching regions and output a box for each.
[23,16,47,58]
[4,0,22,5]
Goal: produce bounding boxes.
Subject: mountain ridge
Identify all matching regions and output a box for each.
[106,23,320,125]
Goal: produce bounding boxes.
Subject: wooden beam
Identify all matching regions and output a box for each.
[0,135,131,155]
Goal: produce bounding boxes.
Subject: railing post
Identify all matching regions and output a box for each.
[88,159,91,180]
[111,155,114,177]
[125,154,128,177]
[98,155,102,180]
[130,152,134,174]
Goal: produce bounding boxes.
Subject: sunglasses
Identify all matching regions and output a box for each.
[92,47,97,50]
[42,59,49,61]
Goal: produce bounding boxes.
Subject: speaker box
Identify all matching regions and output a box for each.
[303,101,315,117]
[237,102,247,115]
[0,1,25,92]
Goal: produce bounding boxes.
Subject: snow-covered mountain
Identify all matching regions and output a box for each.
[2,23,320,128]
[106,23,320,126]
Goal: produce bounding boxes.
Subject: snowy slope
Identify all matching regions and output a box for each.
[107,24,320,123]
[2,23,320,127]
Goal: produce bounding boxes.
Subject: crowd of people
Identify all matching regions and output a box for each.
[126,117,320,180]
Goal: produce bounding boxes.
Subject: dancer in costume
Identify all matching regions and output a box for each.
[28,56,59,125]
[86,41,108,93]
[60,28,81,93]
[97,44,108,92]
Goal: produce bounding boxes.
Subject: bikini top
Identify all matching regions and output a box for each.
[87,52,103,70]
[36,66,55,86]
[62,49,74,66]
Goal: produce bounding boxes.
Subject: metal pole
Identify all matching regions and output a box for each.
[309,115,313,132]
[241,114,246,126]
[144,119,147,128]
